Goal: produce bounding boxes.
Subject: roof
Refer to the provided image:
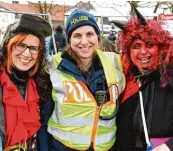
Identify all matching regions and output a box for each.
[0,1,36,13]
[0,1,72,21]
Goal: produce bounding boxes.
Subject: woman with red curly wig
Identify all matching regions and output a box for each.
[113,7,173,151]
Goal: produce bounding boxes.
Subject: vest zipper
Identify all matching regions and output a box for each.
[91,106,101,145]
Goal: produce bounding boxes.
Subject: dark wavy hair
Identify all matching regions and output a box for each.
[117,17,173,87]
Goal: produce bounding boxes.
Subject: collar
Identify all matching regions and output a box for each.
[121,70,160,103]
[59,50,103,75]
[0,68,39,106]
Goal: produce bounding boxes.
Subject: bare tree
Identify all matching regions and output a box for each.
[153,2,171,13]
[28,1,71,21]
[127,1,141,16]
[28,1,55,20]
[161,2,173,13]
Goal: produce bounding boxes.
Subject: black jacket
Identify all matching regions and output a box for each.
[115,72,173,151]
[50,32,66,51]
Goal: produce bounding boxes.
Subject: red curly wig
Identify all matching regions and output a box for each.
[117,17,173,87]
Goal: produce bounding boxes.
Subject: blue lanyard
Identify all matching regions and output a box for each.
[0,136,2,151]
[146,143,154,151]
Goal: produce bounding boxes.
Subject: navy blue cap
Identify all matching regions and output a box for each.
[66,9,100,42]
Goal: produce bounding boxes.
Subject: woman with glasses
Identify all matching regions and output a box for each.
[0,14,52,151]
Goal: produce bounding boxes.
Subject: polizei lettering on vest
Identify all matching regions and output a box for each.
[63,81,92,103]
[70,16,89,25]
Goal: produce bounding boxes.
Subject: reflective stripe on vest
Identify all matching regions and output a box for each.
[51,105,115,127]
[48,49,125,151]
[48,126,116,145]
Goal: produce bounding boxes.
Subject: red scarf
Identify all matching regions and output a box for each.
[0,69,41,148]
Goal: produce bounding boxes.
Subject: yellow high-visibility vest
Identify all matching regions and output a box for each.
[47,49,125,151]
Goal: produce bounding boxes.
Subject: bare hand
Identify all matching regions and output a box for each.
[152,144,171,151]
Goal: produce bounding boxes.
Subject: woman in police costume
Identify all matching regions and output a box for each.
[37,9,125,151]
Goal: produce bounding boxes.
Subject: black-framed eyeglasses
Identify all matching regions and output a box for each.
[15,43,40,55]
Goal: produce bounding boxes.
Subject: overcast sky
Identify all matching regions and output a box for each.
[3,0,123,5]
[4,0,99,5]
[1,0,151,5]
[2,0,172,17]
[3,0,169,5]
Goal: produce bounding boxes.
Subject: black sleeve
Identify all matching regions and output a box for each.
[0,86,5,147]
[165,138,173,151]
[62,36,66,48]
[63,38,66,47]
[37,94,54,151]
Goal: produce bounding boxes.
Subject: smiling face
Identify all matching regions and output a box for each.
[11,34,40,71]
[70,25,99,61]
[130,39,159,73]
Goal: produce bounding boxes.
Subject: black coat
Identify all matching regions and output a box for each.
[115,72,173,151]
[50,32,66,51]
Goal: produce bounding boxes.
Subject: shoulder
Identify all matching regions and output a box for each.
[48,52,62,64]
[45,52,62,73]
[97,50,125,92]
[103,52,122,71]
[121,77,138,103]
